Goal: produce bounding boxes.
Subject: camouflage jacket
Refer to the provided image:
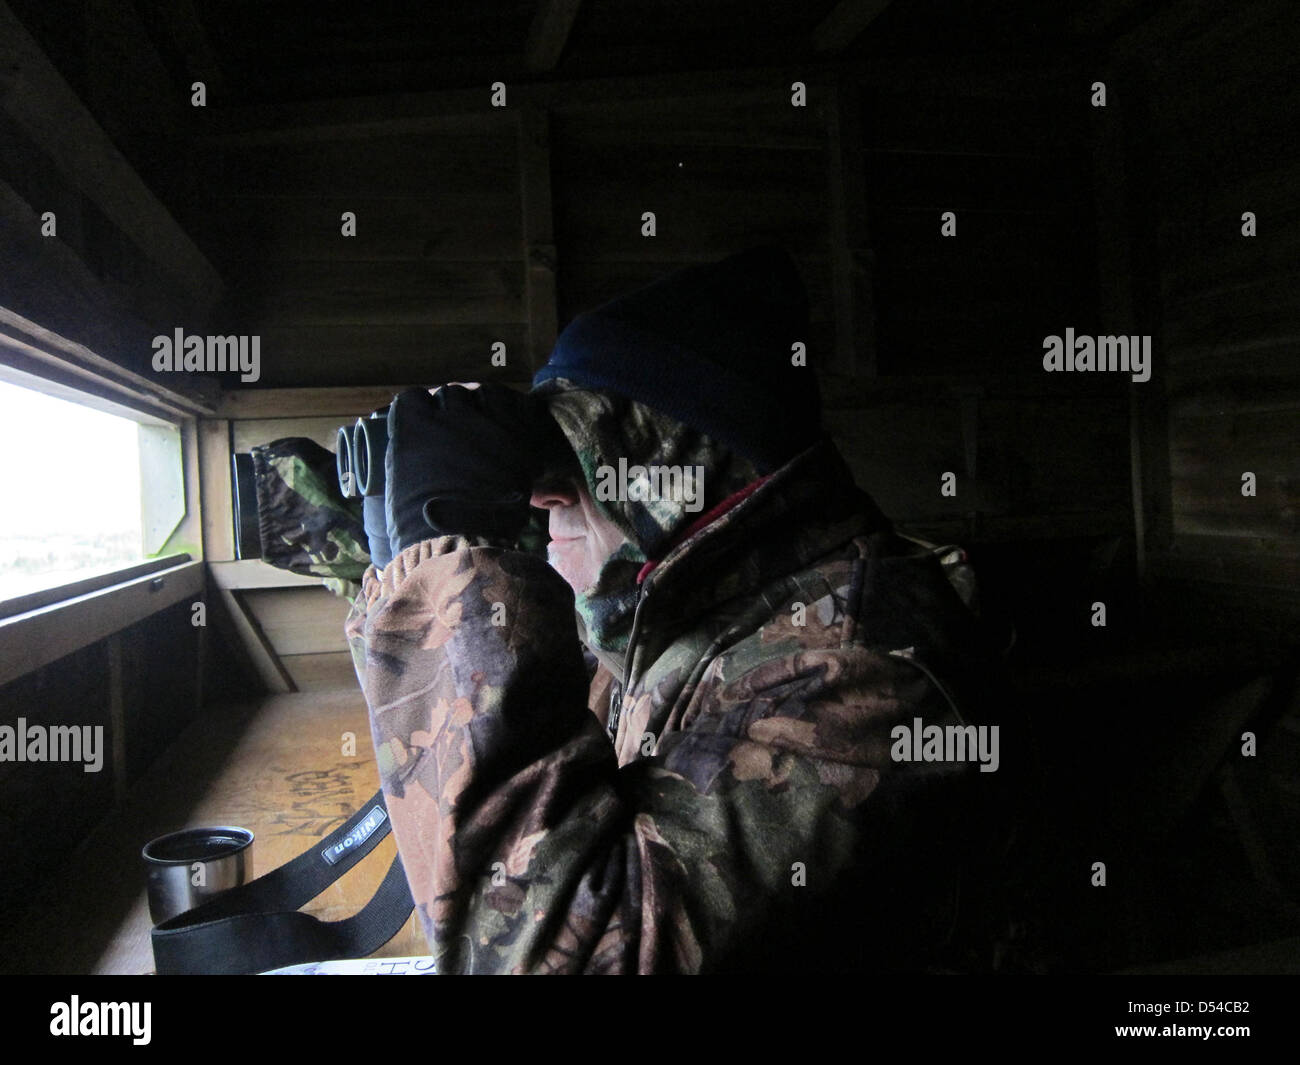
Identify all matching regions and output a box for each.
[345,437,1011,973]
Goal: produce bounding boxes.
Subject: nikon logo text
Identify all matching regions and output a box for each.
[152,329,261,382]
[50,997,151,1045]
[0,719,103,772]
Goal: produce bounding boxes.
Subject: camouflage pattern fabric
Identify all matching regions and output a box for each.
[252,437,370,599]
[345,407,1015,973]
[535,381,763,656]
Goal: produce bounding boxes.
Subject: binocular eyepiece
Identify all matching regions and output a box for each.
[337,410,389,499]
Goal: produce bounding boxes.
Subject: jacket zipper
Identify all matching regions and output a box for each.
[887,646,969,728]
[608,582,649,739]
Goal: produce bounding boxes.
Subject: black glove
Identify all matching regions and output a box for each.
[384,383,571,552]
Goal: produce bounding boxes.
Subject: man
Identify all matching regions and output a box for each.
[346,246,1015,973]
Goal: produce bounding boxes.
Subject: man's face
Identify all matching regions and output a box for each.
[530,471,630,594]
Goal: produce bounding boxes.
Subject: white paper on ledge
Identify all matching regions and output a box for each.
[261,956,437,975]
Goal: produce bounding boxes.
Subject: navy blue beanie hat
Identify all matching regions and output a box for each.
[531,246,822,474]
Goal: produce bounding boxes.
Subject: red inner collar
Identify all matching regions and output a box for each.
[635,474,772,585]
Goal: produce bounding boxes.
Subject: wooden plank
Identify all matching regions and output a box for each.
[106,634,126,804]
[214,586,293,694]
[198,419,234,562]
[553,100,824,151]
[216,386,412,420]
[136,0,227,96]
[247,323,532,388]
[197,194,521,264]
[199,66,830,146]
[978,397,1132,513]
[0,553,190,621]
[1154,540,1300,590]
[525,0,583,72]
[864,92,1079,158]
[0,301,212,418]
[1168,381,1300,418]
[1163,272,1300,353]
[1097,59,1169,576]
[866,151,1082,212]
[825,402,964,520]
[812,0,893,53]
[199,60,1071,151]
[0,1,222,311]
[2,691,424,973]
[558,257,834,326]
[241,260,526,327]
[165,417,206,560]
[0,561,203,687]
[241,588,351,656]
[214,134,517,198]
[281,652,359,693]
[519,106,558,372]
[208,560,327,592]
[1168,409,1300,468]
[232,416,343,455]
[825,81,875,376]
[820,371,1128,407]
[1160,208,1300,306]
[83,0,181,147]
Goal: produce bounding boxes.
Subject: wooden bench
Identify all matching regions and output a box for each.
[1,689,424,974]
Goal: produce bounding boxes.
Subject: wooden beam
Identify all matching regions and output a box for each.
[812,0,893,53]
[1067,0,1162,40]
[824,82,876,376]
[0,560,203,687]
[200,66,836,145]
[198,58,1079,148]
[198,419,235,562]
[1091,60,1170,582]
[519,106,558,372]
[141,0,227,96]
[213,586,294,694]
[525,0,583,73]
[106,634,127,804]
[84,0,182,146]
[0,302,214,420]
[214,386,407,420]
[0,554,190,622]
[0,0,222,313]
[208,560,327,591]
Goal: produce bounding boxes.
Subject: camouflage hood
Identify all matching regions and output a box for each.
[533,379,766,660]
[533,379,892,677]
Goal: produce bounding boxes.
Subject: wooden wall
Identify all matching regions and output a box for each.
[1114,0,1300,640]
[192,119,529,386]
[0,599,219,919]
[182,63,1140,668]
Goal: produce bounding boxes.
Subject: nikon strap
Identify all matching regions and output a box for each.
[150,789,414,975]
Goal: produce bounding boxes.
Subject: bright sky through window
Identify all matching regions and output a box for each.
[0,379,143,600]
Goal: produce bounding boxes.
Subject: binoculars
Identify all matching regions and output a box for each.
[336,409,389,499]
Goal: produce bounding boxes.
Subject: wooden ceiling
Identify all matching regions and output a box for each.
[12,0,1167,111]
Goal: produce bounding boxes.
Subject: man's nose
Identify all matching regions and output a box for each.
[530,480,579,509]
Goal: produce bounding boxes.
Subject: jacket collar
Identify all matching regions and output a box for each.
[628,435,890,665]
